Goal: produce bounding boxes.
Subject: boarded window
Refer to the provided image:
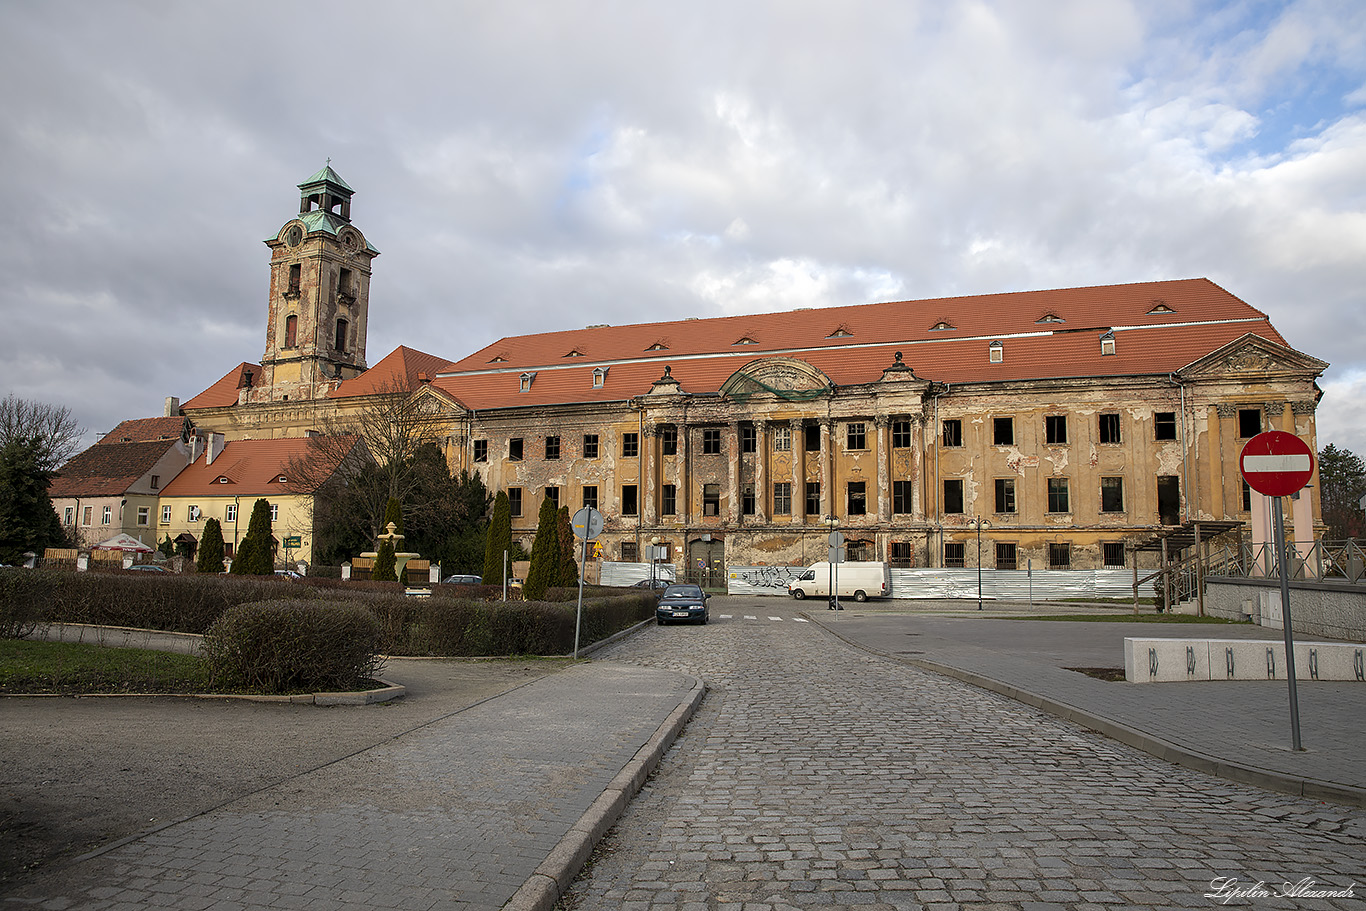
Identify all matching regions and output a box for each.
[284,314,298,348]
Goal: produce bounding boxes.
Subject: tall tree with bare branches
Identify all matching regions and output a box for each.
[0,394,83,472]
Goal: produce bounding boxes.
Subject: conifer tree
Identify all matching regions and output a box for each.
[380,496,406,583]
[556,506,580,587]
[372,537,397,582]
[482,491,512,586]
[230,498,275,575]
[522,494,560,601]
[197,518,226,574]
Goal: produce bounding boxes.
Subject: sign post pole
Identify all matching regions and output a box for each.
[1239,430,1315,752]
[571,507,604,660]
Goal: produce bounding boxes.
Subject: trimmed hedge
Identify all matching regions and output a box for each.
[1,570,656,656]
[202,600,384,693]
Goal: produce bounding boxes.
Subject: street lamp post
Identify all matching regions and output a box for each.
[826,516,842,611]
[650,535,660,589]
[968,517,991,610]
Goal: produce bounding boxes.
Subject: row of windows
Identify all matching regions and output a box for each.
[940,476,1146,515]
[280,314,351,353]
[62,503,276,527]
[941,541,1127,570]
[474,407,1270,463]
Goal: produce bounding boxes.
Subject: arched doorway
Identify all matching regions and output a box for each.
[687,537,726,589]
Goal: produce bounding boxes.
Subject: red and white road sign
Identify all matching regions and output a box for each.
[1239,431,1315,498]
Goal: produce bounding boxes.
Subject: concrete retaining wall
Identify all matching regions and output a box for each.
[1204,577,1366,641]
[1124,637,1366,683]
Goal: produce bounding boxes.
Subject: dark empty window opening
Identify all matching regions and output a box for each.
[805,482,821,516]
[703,484,721,516]
[1103,542,1127,568]
[847,481,867,516]
[622,433,639,458]
[1047,477,1070,513]
[473,440,488,462]
[662,484,677,516]
[702,429,721,454]
[622,485,638,517]
[944,543,965,568]
[1099,413,1121,444]
[1241,479,1252,511]
[742,484,756,515]
[741,425,756,453]
[545,436,560,460]
[993,417,1014,446]
[890,542,915,568]
[995,478,1016,514]
[1049,543,1071,569]
[508,488,522,518]
[284,314,298,348]
[338,268,353,299]
[804,423,821,451]
[509,438,523,461]
[943,479,964,514]
[1154,412,1178,441]
[893,480,913,515]
[546,486,559,509]
[583,434,599,459]
[334,318,348,352]
[582,485,598,510]
[661,426,677,456]
[288,263,301,293]
[1238,408,1262,439]
[942,420,962,447]
[1101,476,1125,513]
[1157,476,1181,525]
[1045,415,1068,445]
[893,420,914,448]
[773,482,792,516]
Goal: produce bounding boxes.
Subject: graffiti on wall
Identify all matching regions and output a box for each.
[728,565,805,596]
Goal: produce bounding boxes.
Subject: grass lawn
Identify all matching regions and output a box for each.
[0,639,214,695]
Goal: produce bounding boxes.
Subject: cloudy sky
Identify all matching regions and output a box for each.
[2,0,1363,456]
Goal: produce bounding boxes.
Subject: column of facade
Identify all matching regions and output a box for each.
[875,416,890,521]
[643,424,658,525]
[821,418,834,519]
[1215,403,1238,519]
[680,421,691,524]
[911,415,925,521]
[790,419,805,521]
[727,422,741,524]
[754,420,768,523]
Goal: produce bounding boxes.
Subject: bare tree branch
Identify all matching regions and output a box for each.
[0,394,84,472]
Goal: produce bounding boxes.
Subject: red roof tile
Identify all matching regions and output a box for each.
[329,346,453,399]
[98,417,187,444]
[183,362,260,410]
[159,436,358,498]
[431,279,1300,409]
[50,440,182,498]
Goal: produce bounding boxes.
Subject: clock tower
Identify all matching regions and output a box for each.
[251,165,378,403]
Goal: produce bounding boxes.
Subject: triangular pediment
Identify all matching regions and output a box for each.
[410,384,466,414]
[719,357,833,403]
[1178,333,1328,380]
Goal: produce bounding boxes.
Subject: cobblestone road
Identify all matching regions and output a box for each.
[558,599,1366,911]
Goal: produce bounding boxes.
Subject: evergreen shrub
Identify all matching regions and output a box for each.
[202,599,384,693]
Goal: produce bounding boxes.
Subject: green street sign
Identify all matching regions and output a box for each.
[283,535,302,548]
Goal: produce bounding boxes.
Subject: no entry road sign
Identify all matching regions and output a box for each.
[1239,430,1315,498]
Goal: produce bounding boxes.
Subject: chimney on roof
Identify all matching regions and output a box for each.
[164,396,180,417]
[205,432,226,466]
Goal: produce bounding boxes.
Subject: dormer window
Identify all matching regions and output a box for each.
[930,320,956,332]
[519,372,536,392]
[1147,301,1175,314]
[826,325,853,338]
[1036,312,1064,324]
[734,336,757,346]
[646,340,669,351]
[488,355,508,363]
[215,476,230,484]
[989,340,1004,364]
[1100,331,1116,356]
[592,366,609,388]
[276,475,288,483]
[565,349,585,358]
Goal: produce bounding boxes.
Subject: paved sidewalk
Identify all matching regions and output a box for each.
[3,662,703,911]
[810,602,1366,807]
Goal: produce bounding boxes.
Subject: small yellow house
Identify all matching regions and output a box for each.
[157,435,355,567]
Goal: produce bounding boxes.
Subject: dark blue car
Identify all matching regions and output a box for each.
[655,583,710,625]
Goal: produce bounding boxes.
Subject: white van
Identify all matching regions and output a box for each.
[788,562,890,602]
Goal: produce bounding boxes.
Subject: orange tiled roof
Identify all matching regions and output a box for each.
[98,417,186,444]
[50,440,181,498]
[431,279,1298,409]
[182,362,260,410]
[159,436,357,498]
[328,346,453,399]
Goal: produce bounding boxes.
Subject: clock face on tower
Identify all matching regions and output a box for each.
[285,225,304,248]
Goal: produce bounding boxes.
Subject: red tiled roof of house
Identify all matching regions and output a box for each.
[328,346,454,399]
[50,440,182,498]
[98,417,187,444]
[182,362,261,410]
[431,279,1302,409]
[159,436,358,498]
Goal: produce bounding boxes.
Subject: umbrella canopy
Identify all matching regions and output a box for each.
[92,533,155,553]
